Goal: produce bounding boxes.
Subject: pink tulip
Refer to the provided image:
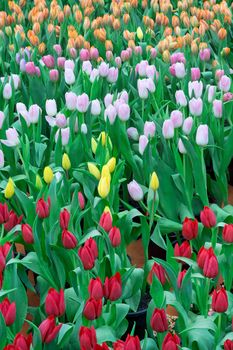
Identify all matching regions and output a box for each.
[115,57,121,67]
[42,55,55,68]
[223,92,233,102]
[106,51,113,61]
[175,90,187,107]
[127,127,139,141]
[49,69,59,82]
[11,74,20,90]
[77,93,89,113]
[57,57,65,68]
[65,68,75,85]
[0,111,5,129]
[118,103,130,121]
[218,75,231,92]
[25,62,37,75]
[207,85,216,102]
[138,60,148,76]
[146,65,156,79]
[46,99,57,117]
[82,61,92,75]
[3,83,12,100]
[182,117,193,135]
[1,128,20,147]
[139,135,148,155]
[91,100,101,116]
[162,120,174,139]
[150,48,157,58]
[170,110,183,128]
[134,46,142,55]
[90,47,99,60]
[28,104,40,124]
[90,68,99,83]
[199,48,211,61]
[53,44,62,56]
[55,113,67,128]
[196,125,208,146]
[188,81,203,98]
[119,90,129,103]
[212,99,222,118]
[80,49,90,61]
[104,93,113,107]
[137,79,148,99]
[144,121,156,138]
[99,62,109,77]
[55,127,70,146]
[64,60,75,71]
[189,98,203,116]
[178,138,187,154]
[104,104,117,124]
[65,92,77,110]
[127,180,143,201]
[174,62,186,78]
[146,78,155,93]
[215,69,224,81]
[0,150,4,168]
[107,67,118,83]
[69,48,77,59]
[170,52,185,64]
[191,67,201,81]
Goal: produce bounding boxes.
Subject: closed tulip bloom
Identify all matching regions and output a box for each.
[99,62,109,77]
[62,153,71,171]
[174,62,186,78]
[127,127,139,141]
[28,104,40,124]
[45,288,65,317]
[203,248,218,278]
[53,44,62,56]
[98,176,111,198]
[78,245,95,270]
[188,81,203,98]
[49,69,59,82]
[197,246,209,269]
[127,180,143,201]
[65,92,77,110]
[118,103,130,121]
[45,99,57,117]
[124,335,141,350]
[200,206,216,228]
[1,128,20,147]
[224,340,233,350]
[178,138,187,154]
[177,269,187,288]
[87,163,100,180]
[43,166,54,184]
[91,100,101,116]
[104,104,117,124]
[65,68,75,85]
[21,224,34,244]
[175,90,187,107]
[80,49,90,61]
[144,121,156,138]
[90,48,99,60]
[42,55,55,68]
[150,308,168,333]
[199,48,211,61]
[104,93,113,107]
[213,99,222,118]
[64,60,75,71]
[174,241,192,260]
[77,93,89,113]
[4,178,15,199]
[170,110,183,128]
[137,79,149,99]
[162,333,180,350]
[39,316,62,343]
[13,333,32,350]
[189,97,203,116]
[79,326,97,350]
[104,272,122,301]
[85,238,98,259]
[99,211,112,232]
[78,192,85,210]
[222,224,233,243]
[139,135,148,155]
[56,127,70,146]
[162,119,174,139]
[0,298,16,326]
[208,85,216,103]
[0,111,5,129]
[4,211,22,232]
[83,298,102,320]
[191,67,201,81]
[88,278,104,300]
[196,125,208,146]
[0,203,9,224]
[55,113,67,128]
[62,229,77,249]
[25,62,37,75]
[182,117,193,135]
[90,68,99,83]
[0,242,11,272]
[109,227,121,247]
[212,287,228,313]
[107,67,118,83]
[148,262,166,285]
[36,198,51,219]
[3,83,12,100]
[218,75,231,92]
[150,172,159,191]
[182,217,198,240]
[107,157,116,173]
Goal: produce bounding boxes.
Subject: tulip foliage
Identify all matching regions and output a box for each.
[0,0,232,349]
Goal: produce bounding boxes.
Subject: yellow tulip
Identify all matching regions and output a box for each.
[87,163,101,180]
[98,176,110,198]
[35,175,43,190]
[107,157,116,173]
[136,27,143,40]
[43,166,54,184]
[4,178,14,199]
[150,171,159,191]
[101,165,111,179]
[91,137,98,154]
[99,131,106,146]
[62,153,71,171]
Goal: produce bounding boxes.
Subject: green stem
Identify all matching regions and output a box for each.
[211,227,218,252]
[205,278,210,318]
[0,224,4,240]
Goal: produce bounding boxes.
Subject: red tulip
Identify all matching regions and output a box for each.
[222,224,233,243]
[148,262,166,285]
[88,278,104,300]
[0,203,10,224]
[203,248,218,278]
[79,326,97,350]
[0,298,16,326]
[78,245,95,270]
[99,212,112,232]
[212,287,228,313]
[4,211,23,232]
[62,229,77,249]
[85,238,98,259]
[78,192,85,210]
[4,346,19,350]
[109,227,121,247]
[59,209,70,230]
[113,340,125,350]
[124,335,141,350]
[0,271,3,289]
[39,316,62,343]
[36,198,51,218]
[0,242,11,272]
[104,272,122,301]
[177,270,187,288]
[162,333,180,350]
[197,246,209,269]
[21,224,34,244]
[182,217,198,240]
[224,339,233,350]
[200,206,216,228]
[83,298,102,320]
[45,288,65,317]
[94,344,109,350]
[13,333,33,350]
[174,241,192,260]
[150,308,168,332]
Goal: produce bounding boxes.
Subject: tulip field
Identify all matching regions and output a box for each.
[1,0,233,349]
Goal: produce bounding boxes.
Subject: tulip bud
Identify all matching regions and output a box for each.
[127,180,143,201]
[65,68,75,85]
[35,175,43,190]
[77,93,89,113]
[118,103,130,121]
[162,119,174,139]
[0,298,16,326]
[200,206,216,228]
[162,333,180,350]
[99,211,112,232]
[222,224,233,243]
[189,97,203,116]
[62,229,77,249]
[224,340,233,350]
[88,163,100,180]
[79,326,97,350]
[175,90,187,107]
[106,157,116,173]
[91,99,101,116]
[13,333,33,350]
[174,241,192,260]
[62,153,71,171]
[4,211,22,232]
[45,289,65,317]
[196,125,208,146]
[191,67,201,81]
[182,217,198,240]
[83,298,102,320]
[59,209,70,230]
[104,272,122,301]
[78,192,85,210]
[3,83,12,100]
[21,224,34,244]
[177,270,187,288]
[148,262,166,285]
[4,178,15,199]
[36,198,51,219]
[109,227,121,247]
[39,316,62,343]
[88,278,103,300]
[127,127,139,141]
[104,104,117,124]
[136,27,143,40]
[45,99,57,117]
[91,138,98,154]
[150,172,159,191]
[65,92,77,110]
[150,308,168,333]
[144,121,156,138]
[0,203,10,224]
[212,99,222,118]
[212,287,228,313]
[218,75,231,92]
[170,110,183,128]
[203,248,218,278]
[182,117,193,135]
[98,176,111,198]
[43,166,54,184]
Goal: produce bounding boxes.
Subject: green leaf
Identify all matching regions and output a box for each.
[58,324,73,347]
[96,326,116,343]
[0,312,6,350]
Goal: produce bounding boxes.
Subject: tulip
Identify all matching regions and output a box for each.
[99,211,112,232]
[80,49,90,61]
[223,92,233,102]
[42,55,55,68]
[200,206,216,228]
[218,75,231,92]
[45,99,57,117]
[104,272,122,301]
[118,103,130,121]
[146,65,156,79]
[91,100,101,116]
[174,241,192,260]
[90,48,99,60]
[25,62,37,75]
[0,111,5,129]
[107,67,118,83]
[59,209,70,231]
[170,110,183,128]
[224,340,233,350]
[1,128,20,147]
[78,192,85,210]
[150,48,157,58]
[62,229,77,249]
[127,180,143,201]
[0,243,11,272]
[144,121,156,138]
[4,211,22,232]
[65,68,75,85]
[188,81,203,98]
[178,138,187,154]
[175,90,187,107]
[78,245,95,270]
[65,92,77,110]
[0,203,9,224]
[177,270,187,288]
[104,94,113,107]
[21,224,34,244]
[145,78,155,93]
[207,85,216,103]
[124,335,141,350]
[49,69,59,82]
[222,224,233,243]
[43,166,54,184]
[55,127,70,146]
[170,53,185,64]
[191,67,201,81]
[79,326,97,350]
[90,68,99,83]
[35,175,43,190]
[28,104,40,124]
[20,59,26,72]
[136,27,143,40]
[150,308,168,333]
[189,97,203,116]
[98,176,111,198]
[109,227,121,247]
[107,158,116,173]
[199,48,211,61]
[87,163,100,180]
[212,287,228,313]
[88,278,104,300]
[182,117,193,135]
[83,297,102,320]
[196,125,208,146]
[77,93,89,113]
[162,120,174,139]
[81,124,87,134]
[82,61,92,75]
[182,217,198,240]
[39,316,62,343]
[150,172,159,191]
[127,127,139,141]
[3,83,12,100]
[13,333,33,350]
[53,44,62,56]
[45,289,65,317]
[85,238,98,259]
[139,135,149,155]
[137,79,149,99]
[174,62,186,78]
[104,104,117,124]
[213,99,222,118]
[64,60,75,71]
[62,153,71,171]
[162,333,180,350]
[4,178,15,199]
[148,262,166,285]
[0,298,16,326]
[203,248,218,278]
[36,198,51,219]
